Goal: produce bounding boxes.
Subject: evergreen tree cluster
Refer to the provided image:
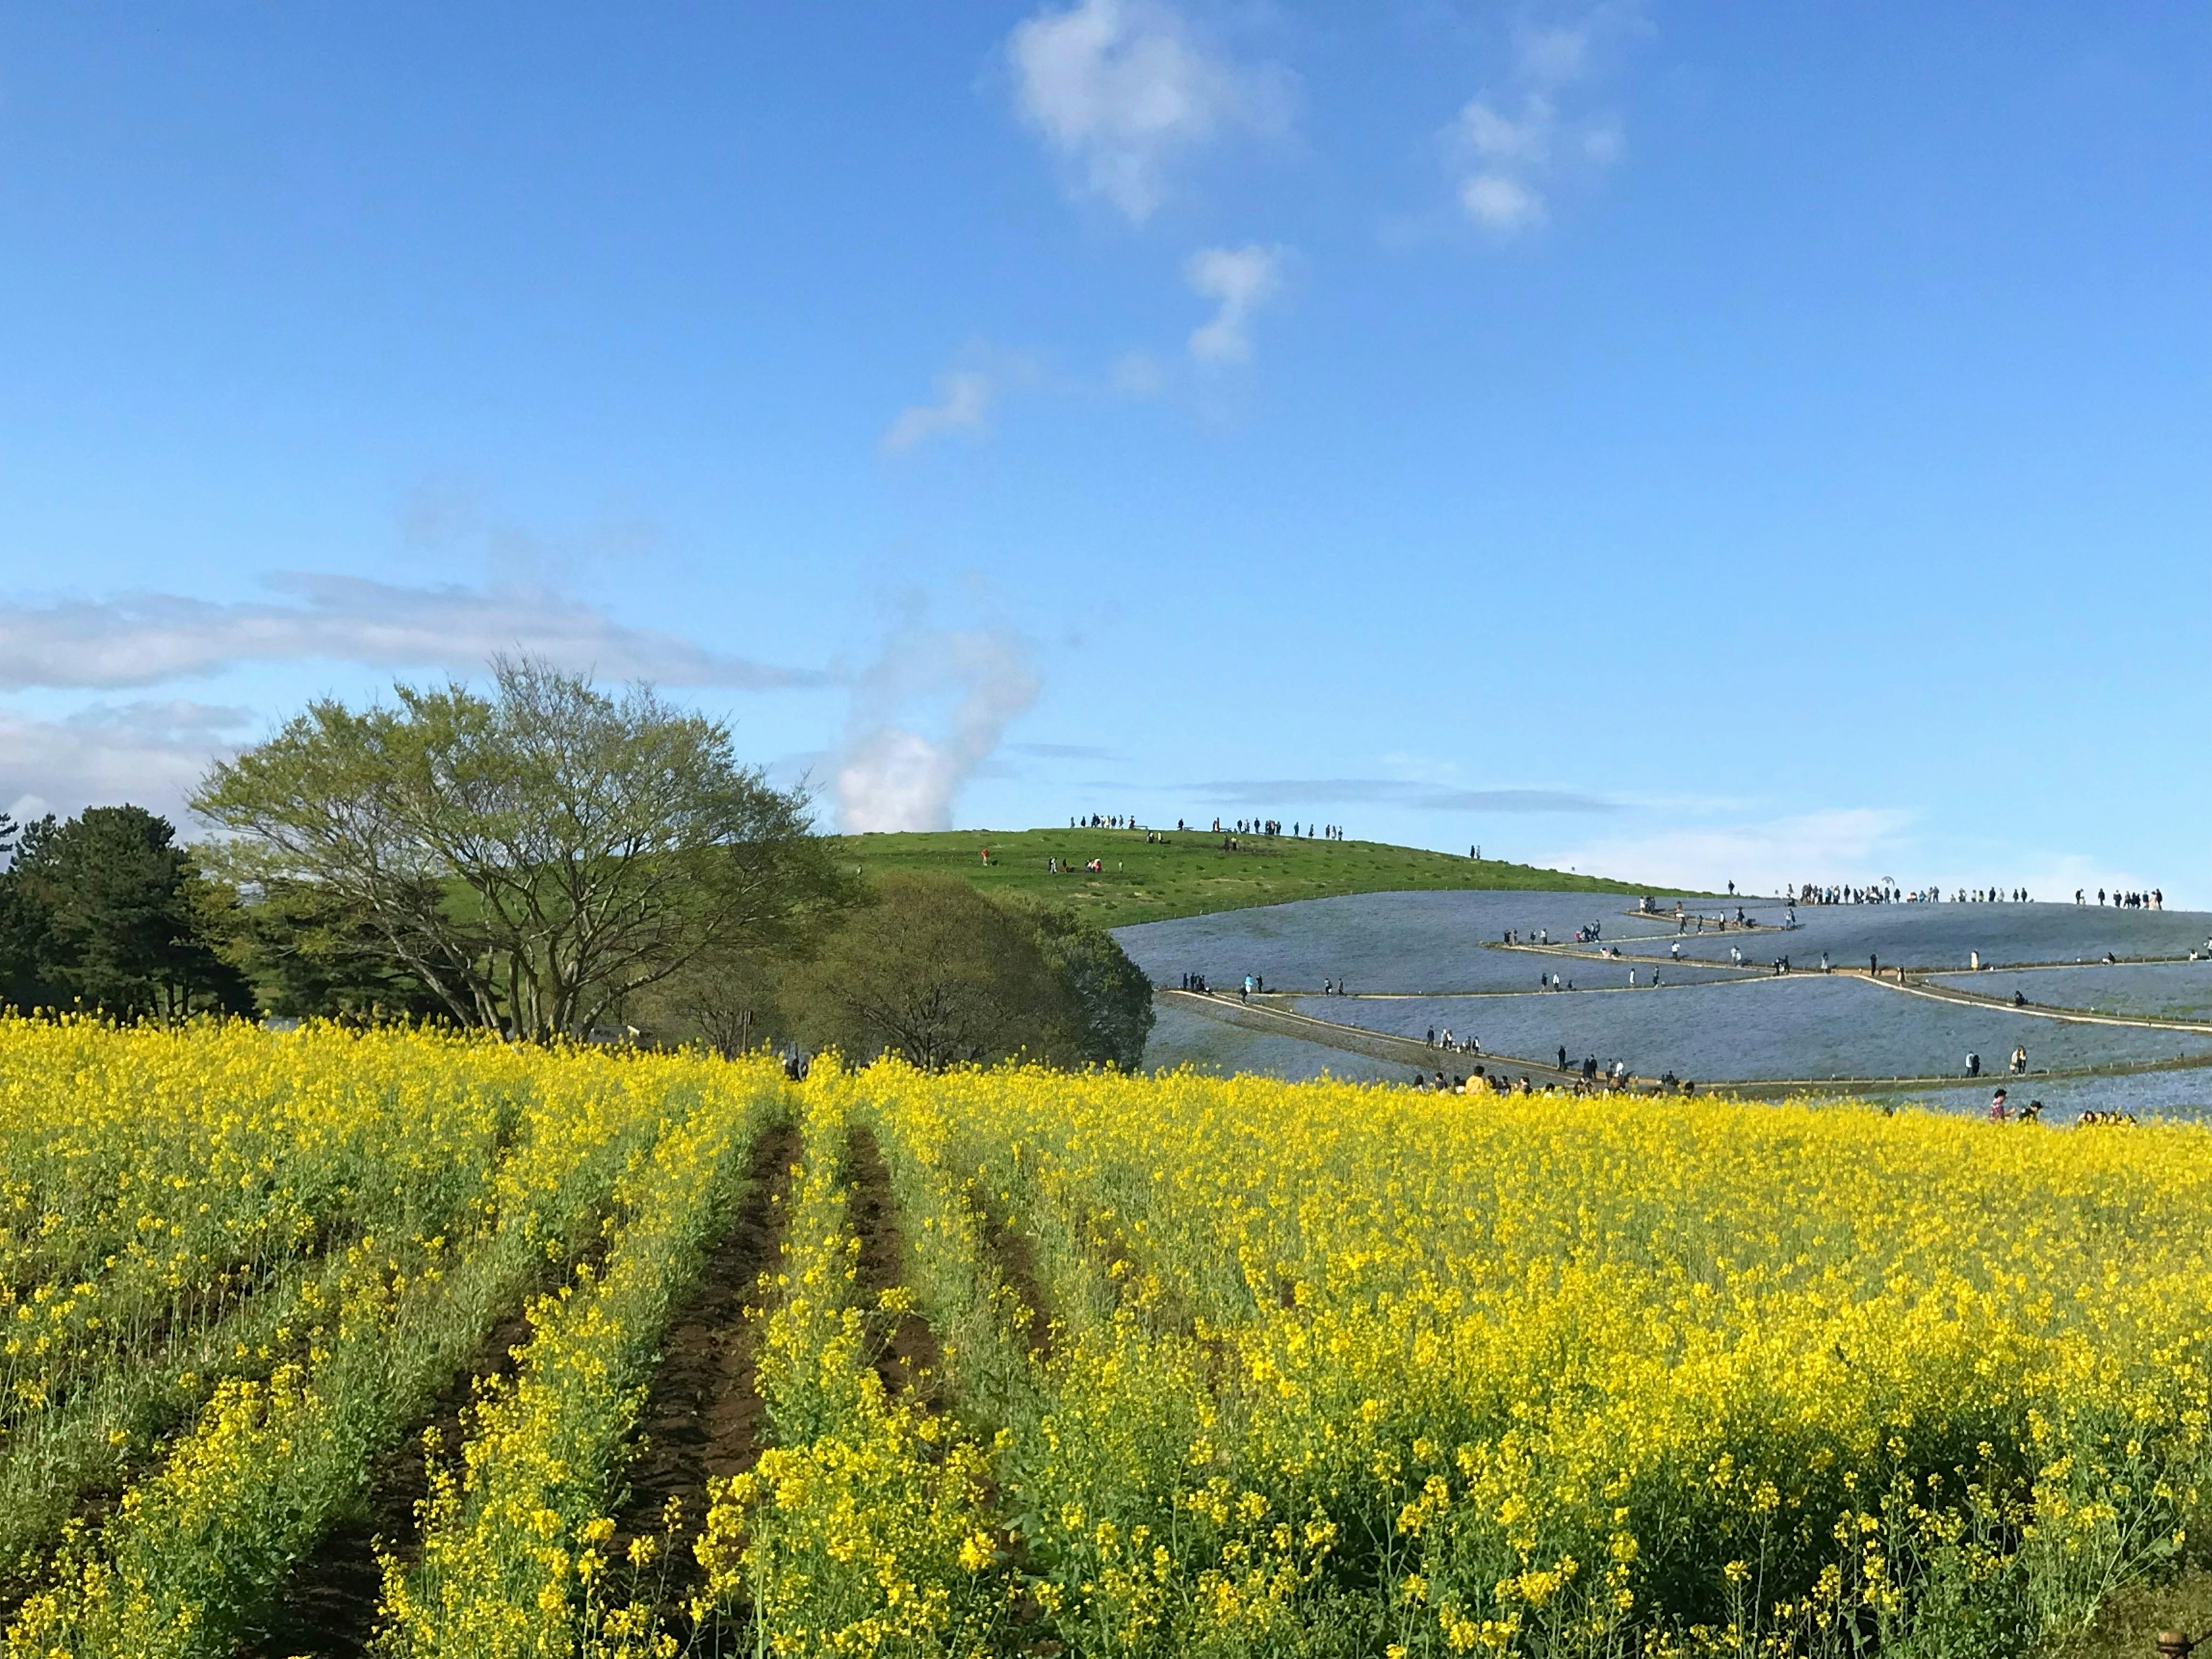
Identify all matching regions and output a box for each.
[0,805,251,1020]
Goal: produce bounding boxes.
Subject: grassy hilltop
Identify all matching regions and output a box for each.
[835,826,1657,929]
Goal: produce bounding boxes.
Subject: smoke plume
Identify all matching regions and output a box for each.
[834,624,1039,832]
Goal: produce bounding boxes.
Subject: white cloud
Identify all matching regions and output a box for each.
[1444,7,1638,235]
[1456,97,1552,165]
[0,575,825,691]
[1538,809,1918,896]
[1,700,257,828]
[1459,173,1544,232]
[1007,0,1287,221]
[1110,350,1165,396]
[881,370,997,453]
[835,623,1039,833]
[1516,23,1591,88]
[1184,243,1284,364]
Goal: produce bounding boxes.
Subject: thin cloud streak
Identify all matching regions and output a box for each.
[882,370,997,452]
[1537,808,1918,894]
[0,575,828,692]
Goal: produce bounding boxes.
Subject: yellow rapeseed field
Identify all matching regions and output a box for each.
[1,1019,2207,1659]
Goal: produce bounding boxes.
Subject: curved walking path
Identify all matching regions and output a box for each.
[1160,984,2212,1097]
[1857,969,2212,1033]
[1160,988,1584,1086]
[1488,941,2212,1035]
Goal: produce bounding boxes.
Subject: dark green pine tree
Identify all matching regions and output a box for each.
[4,805,252,1020]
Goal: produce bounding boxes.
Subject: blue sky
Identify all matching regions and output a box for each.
[1,2,2206,900]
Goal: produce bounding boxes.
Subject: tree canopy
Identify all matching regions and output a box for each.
[1000,896,1156,1070]
[782,872,1155,1072]
[194,657,847,1040]
[0,805,249,1019]
[783,872,1080,1070]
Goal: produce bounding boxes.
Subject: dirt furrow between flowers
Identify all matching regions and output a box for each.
[605,1117,801,1616]
[243,1224,618,1659]
[844,1125,945,1406]
[244,1310,539,1658]
[973,1192,1054,1362]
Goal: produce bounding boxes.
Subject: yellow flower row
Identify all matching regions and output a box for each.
[859,1064,2212,1658]
[10,1027,2212,1659]
[2,1027,731,1659]
[691,1071,1006,1658]
[379,1056,785,1659]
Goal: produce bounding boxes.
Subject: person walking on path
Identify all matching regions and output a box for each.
[2010,1044,2028,1076]
[1967,1051,1981,1078]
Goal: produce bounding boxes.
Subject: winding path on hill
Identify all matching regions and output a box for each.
[1158,983,2212,1097]
[1491,940,2212,1035]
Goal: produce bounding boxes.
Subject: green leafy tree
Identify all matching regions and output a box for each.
[211,876,447,1022]
[3,806,251,1019]
[1002,897,1156,1069]
[783,872,1081,1071]
[194,657,848,1040]
[643,936,791,1059]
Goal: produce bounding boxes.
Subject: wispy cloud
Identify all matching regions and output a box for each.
[882,369,998,453]
[1007,0,1290,221]
[1446,9,1641,234]
[1,700,258,827]
[1538,808,1918,894]
[1187,778,1617,813]
[1009,741,1121,762]
[1185,243,1286,363]
[0,575,827,691]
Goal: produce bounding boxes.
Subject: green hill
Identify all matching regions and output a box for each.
[835,827,1662,929]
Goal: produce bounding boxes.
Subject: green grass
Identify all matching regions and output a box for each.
[832,827,1668,929]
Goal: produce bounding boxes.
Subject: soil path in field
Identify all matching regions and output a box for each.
[243,1217,620,1659]
[844,1125,945,1403]
[243,1302,543,1658]
[976,1194,1054,1361]
[604,1117,800,1630]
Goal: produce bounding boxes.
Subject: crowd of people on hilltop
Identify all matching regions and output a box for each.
[1790,882,2066,904]
[1067,814,1358,843]
[2081,887,2164,908]
[1791,882,2168,908]
[1795,882,1925,904]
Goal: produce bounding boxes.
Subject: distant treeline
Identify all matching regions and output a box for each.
[0,657,1153,1070]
